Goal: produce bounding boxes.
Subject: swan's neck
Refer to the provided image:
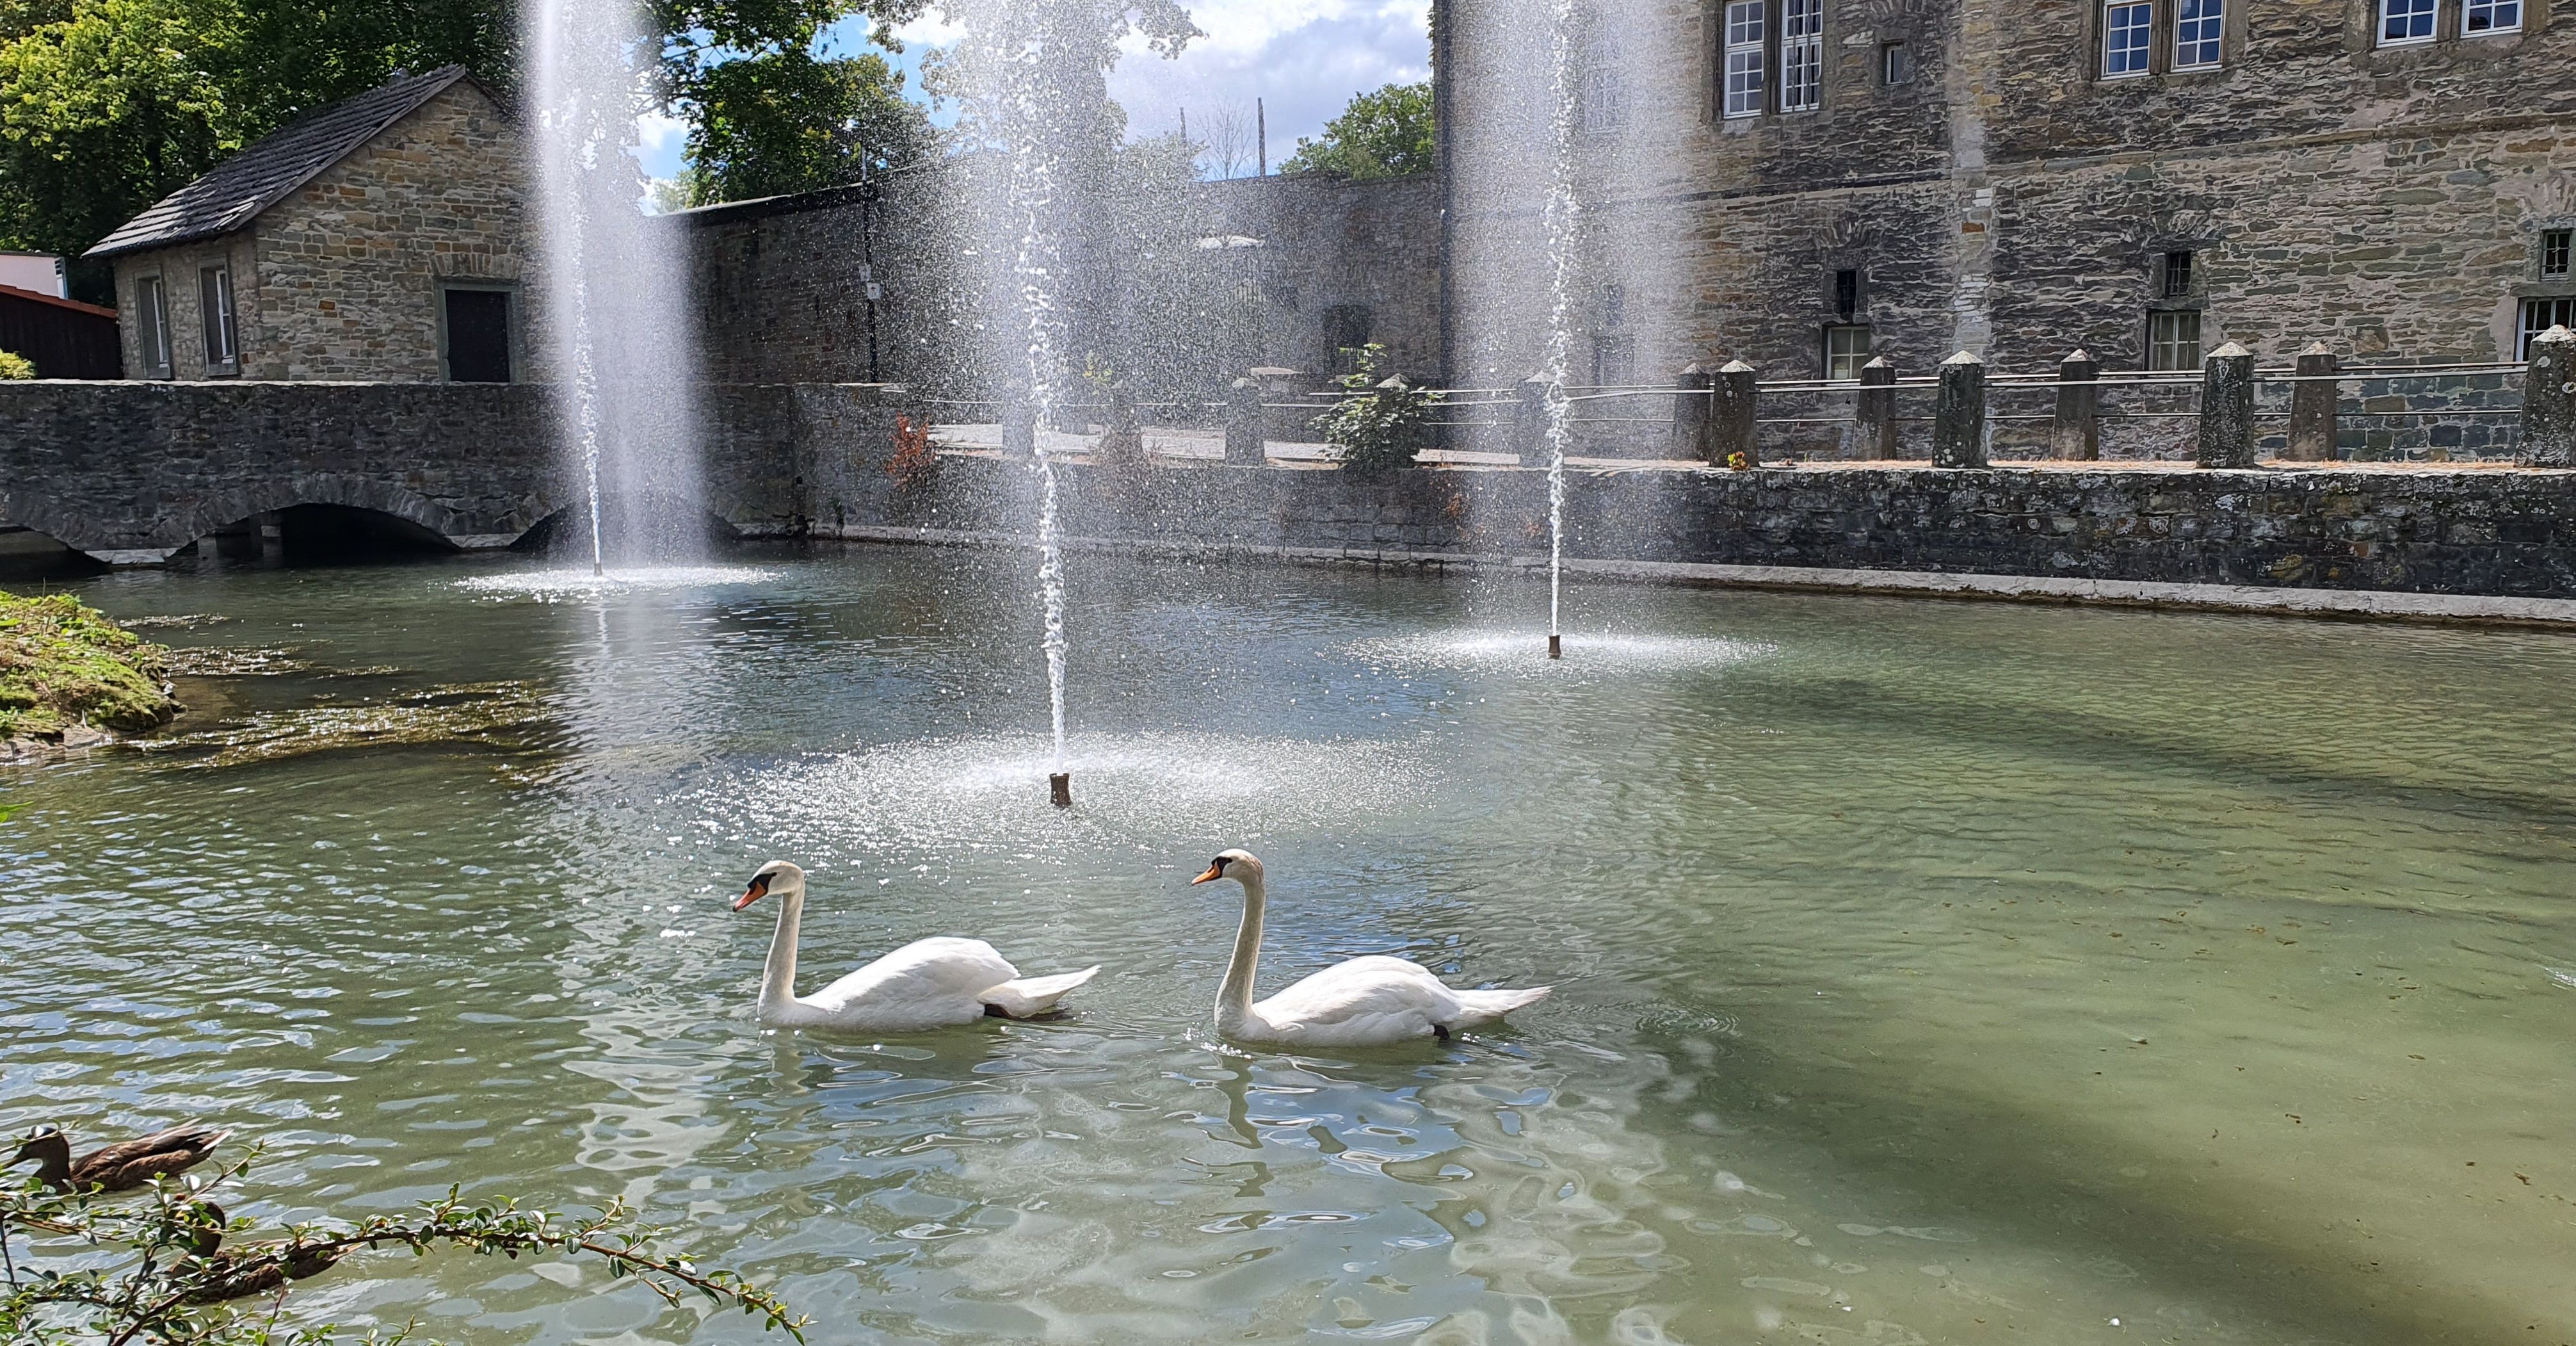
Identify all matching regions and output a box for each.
[1217,875,1265,1034]
[759,888,804,1016]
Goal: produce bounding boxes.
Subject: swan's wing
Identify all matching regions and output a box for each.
[1252,957,1458,1037]
[803,937,1021,1013]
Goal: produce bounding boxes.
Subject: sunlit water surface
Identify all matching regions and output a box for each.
[4,548,2573,1345]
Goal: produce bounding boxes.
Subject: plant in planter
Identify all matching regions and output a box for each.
[1313,345,1440,474]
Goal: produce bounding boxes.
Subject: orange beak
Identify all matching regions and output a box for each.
[1191,864,1223,886]
[733,876,770,911]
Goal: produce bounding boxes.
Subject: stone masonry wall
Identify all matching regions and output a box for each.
[1440,0,2576,458]
[853,456,2576,599]
[0,380,901,556]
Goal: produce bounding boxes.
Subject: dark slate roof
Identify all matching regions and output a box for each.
[85,67,476,260]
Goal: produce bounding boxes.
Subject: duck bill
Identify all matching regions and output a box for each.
[1190,865,1223,886]
[733,879,769,911]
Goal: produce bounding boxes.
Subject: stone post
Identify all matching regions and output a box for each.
[1515,376,1552,462]
[1855,357,1899,460]
[1225,377,1265,465]
[2197,341,2257,468]
[1002,400,1036,459]
[2051,349,2099,460]
[2520,325,2575,468]
[257,511,284,565]
[1932,351,1986,468]
[2284,342,2339,462]
[1673,363,1714,461]
[1711,359,1757,467]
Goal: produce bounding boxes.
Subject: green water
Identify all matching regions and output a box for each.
[4,548,2572,1345]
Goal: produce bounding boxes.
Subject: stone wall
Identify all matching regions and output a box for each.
[0,379,903,557]
[1438,0,2576,455]
[847,455,2576,599]
[675,170,1444,401]
[107,80,532,385]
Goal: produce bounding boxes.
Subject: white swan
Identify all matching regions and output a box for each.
[734,861,1099,1032]
[1193,850,1550,1047]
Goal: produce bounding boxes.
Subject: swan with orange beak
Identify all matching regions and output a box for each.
[734,861,1100,1032]
[1193,850,1550,1047]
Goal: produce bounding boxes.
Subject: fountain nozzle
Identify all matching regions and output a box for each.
[1548,634,1563,660]
[1049,772,1072,809]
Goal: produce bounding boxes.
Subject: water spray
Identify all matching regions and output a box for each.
[1539,0,1582,661]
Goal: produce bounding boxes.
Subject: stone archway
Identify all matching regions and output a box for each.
[161,474,468,554]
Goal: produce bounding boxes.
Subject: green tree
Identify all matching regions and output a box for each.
[679,45,928,206]
[1281,81,1433,180]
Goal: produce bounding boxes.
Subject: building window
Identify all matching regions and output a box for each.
[2162,250,2195,298]
[2174,0,2225,68]
[1881,40,1915,85]
[1824,325,1872,381]
[2465,0,2522,33]
[2379,0,2438,45]
[134,274,173,378]
[2525,298,2576,359]
[2104,1,2154,76]
[1581,38,1627,134]
[1781,0,1824,112]
[198,264,238,373]
[1833,269,1861,317]
[2148,309,2203,371]
[2543,228,2573,279]
[442,287,515,383]
[1723,1,1766,118]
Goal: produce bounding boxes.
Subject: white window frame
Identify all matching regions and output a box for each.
[1781,0,1824,112]
[2378,0,2438,46]
[2464,0,2522,35]
[1723,1,1767,118]
[2103,1,2155,77]
[2148,309,2203,371]
[198,263,238,373]
[2522,297,2574,360]
[134,273,173,379]
[2173,0,2225,69]
[1581,38,1627,135]
[1824,325,1872,381]
[1881,40,1914,85]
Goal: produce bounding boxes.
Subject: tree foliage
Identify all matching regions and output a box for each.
[0,0,516,299]
[678,45,928,206]
[1,1155,803,1346]
[1281,81,1433,181]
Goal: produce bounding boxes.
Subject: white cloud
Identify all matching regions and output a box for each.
[1110,1,1431,161]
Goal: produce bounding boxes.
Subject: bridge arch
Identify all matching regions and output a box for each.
[163,475,468,553]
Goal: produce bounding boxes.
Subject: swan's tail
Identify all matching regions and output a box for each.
[981,966,1101,1019]
[1447,985,1552,1027]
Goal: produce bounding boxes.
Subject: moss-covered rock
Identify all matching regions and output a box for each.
[0,590,180,742]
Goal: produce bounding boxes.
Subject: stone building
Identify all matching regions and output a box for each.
[1434,0,2576,449]
[86,67,531,384]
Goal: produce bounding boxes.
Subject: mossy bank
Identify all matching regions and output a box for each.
[0,590,179,751]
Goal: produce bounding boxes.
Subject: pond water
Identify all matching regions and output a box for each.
[4,547,2573,1345]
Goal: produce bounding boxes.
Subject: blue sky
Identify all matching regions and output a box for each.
[636,1,1433,184]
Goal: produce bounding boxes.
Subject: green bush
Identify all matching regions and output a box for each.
[0,350,35,380]
[1312,345,1442,474]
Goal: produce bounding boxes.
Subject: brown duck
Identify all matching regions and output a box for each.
[172,1202,348,1304]
[10,1122,228,1192]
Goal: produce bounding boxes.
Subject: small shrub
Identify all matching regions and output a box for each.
[0,350,35,380]
[1312,345,1441,474]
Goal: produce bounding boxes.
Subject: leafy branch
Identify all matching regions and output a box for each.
[1312,345,1442,474]
[1,1153,805,1346]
